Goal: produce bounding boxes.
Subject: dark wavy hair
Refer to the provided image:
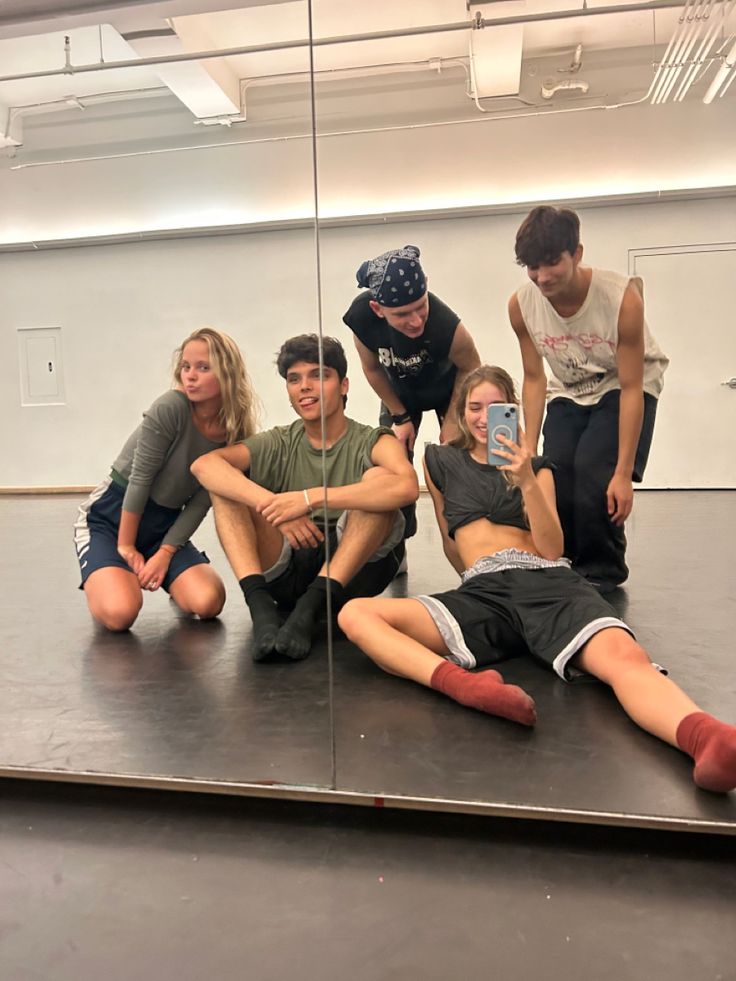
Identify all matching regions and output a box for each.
[276,334,348,380]
[276,334,348,406]
[515,205,580,268]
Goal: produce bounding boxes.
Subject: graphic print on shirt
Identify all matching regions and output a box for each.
[534,330,616,396]
[378,346,434,378]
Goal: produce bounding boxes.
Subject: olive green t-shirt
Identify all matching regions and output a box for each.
[243,418,393,527]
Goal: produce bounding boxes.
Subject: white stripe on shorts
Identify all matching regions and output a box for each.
[415,595,477,669]
[552,616,632,679]
[73,476,112,557]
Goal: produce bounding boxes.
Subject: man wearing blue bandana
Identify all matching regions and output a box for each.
[342,246,480,539]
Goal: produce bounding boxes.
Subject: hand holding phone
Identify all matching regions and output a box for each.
[486,403,518,466]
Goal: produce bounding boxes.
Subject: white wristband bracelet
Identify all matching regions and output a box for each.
[303,488,312,513]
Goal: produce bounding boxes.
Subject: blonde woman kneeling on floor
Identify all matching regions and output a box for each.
[74,327,258,631]
[338,365,736,793]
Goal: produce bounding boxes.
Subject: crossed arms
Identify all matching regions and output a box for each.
[191,433,419,548]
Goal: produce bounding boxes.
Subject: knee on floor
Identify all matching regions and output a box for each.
[182,584,226,620]
[190,593,226,620]
[93,598,142,632]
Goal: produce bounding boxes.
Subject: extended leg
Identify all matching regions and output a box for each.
[577,628,736,792]
[338,597,536,725]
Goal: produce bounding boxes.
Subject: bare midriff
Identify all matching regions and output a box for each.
[454,517,541,569]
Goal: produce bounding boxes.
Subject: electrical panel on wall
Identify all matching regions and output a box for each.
[17,326,66,406]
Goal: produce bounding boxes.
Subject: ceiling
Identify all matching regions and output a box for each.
[1,0,734,159]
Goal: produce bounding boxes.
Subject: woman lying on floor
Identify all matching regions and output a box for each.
[338,365,736,793]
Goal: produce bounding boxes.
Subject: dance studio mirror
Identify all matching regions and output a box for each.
[2,0,735,829]
[0,0,339,791]
[310,0,736,827]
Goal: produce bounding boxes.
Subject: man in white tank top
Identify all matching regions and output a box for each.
[508,206,668,592]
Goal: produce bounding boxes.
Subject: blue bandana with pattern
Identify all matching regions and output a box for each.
[356,245,427,307]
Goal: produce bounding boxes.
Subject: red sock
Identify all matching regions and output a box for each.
[676,712,736,793]
[430,661,536,727]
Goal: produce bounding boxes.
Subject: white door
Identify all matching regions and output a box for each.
[631,244,736,488]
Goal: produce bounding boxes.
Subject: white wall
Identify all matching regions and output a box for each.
[316,99,736,218]
[1,97,734,245]
[0,138,316,244]
[2,71,735,488]
[2,195,735,487]
[0,229,321,485]
[320,198,736,487]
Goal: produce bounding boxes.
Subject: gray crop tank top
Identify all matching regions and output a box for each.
[424,443,554,539]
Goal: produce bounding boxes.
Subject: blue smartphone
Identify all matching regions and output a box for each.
[487,403,518,466]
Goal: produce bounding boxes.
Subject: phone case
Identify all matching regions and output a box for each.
[487,403,518,466]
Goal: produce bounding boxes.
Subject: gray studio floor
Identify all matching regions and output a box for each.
[0,489,735,979]
[0,491,734,829]
[1,784,735,981]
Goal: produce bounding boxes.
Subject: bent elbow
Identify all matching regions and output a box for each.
[539,542,564,562]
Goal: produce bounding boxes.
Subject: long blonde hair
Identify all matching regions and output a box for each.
[173,327,260,443]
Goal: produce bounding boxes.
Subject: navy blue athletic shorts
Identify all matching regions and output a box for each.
[73,478,210,590]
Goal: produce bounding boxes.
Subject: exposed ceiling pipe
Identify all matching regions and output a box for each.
[656,0,714,103]
[702,33,736,99]
[649,0,735,103]
[0,0,687,86]
[211,59,471,128]
[9,85,167,114]
[541,78,590,99]
[558,43,583,74]
[674,0,735,98]
[4,80,684,172]
[648,0,697,102]
[0,85,168,143]
[240,58,468,92]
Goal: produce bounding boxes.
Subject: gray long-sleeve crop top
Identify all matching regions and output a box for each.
[111,389,224,548]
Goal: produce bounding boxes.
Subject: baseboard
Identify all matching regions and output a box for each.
[0,486,94,495]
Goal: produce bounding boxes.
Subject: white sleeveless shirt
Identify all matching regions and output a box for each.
[516,268,669,406]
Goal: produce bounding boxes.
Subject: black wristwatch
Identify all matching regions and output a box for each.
[390,411,413,426]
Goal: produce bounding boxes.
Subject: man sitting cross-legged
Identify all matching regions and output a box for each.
[191,334,419,661]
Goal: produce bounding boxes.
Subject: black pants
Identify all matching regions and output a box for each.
[542,390,658,588]
[268,532,405,611]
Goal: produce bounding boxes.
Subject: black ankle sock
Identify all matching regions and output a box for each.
[275,577,346,660]
[239,574,280,660]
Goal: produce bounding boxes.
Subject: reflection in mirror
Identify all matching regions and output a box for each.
[0,0,337,790]
[311,0,736,826]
